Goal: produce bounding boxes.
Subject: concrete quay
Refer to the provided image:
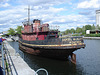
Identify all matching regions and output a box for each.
[3,41,36,75]
[83,37,100,40]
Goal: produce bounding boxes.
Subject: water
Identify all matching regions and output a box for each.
[8,39,100,75]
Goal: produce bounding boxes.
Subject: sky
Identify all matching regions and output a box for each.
[0,0,100,32]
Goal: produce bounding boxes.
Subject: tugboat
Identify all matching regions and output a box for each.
[19,5,85,62]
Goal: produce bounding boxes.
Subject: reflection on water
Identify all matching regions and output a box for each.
[8,39,100,75]
[74,40,100,75]
[23,53,81,75]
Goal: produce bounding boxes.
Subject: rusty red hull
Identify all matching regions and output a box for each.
[19,43,80,60]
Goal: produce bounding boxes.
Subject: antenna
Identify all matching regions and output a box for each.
[25,5,33,25]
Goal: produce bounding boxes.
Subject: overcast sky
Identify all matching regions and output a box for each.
[0,0,100,32]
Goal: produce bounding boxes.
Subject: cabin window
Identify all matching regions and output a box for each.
[36,37,38,40]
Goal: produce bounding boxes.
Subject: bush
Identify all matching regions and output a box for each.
[84,34,100,37]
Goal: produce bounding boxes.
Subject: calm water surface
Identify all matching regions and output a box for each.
[8,39,100,75]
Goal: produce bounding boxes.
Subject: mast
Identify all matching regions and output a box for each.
[28,5,30,25]
[25,5,32,25]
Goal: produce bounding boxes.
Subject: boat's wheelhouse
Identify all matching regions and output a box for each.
[21,19,59,41]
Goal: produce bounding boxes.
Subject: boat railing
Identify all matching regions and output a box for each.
[38,25,59,32]
[49,25,59,31]
[45,36,84,45]
[60,36,84,45]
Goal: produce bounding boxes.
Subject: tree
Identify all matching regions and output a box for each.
[76,27,82,33]
[85,25,92,30]
[65,29,70,34]
[8,28,15,35]
[15,26,22,35]
[82,26,86,34]
[96,25,100,30]
[92,24,95,30]
[70,28,75,34]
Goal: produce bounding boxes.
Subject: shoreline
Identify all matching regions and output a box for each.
[62,35,100,40]
[83,37,100,40]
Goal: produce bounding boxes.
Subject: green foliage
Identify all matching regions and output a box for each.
[96,25,100,30]
[76,27,82,33]
[64,28,75,35]
[15,26,22,35]
[70,28,75,33]
[65,29,70,34]
[85,25,92,30]
[82,31,86,35]
[92,24,95,30]
[7,26,23,36]
[82,26,86,35]
[63,24,100,36]
[1,35,6,37]
[84,34,100,37]
[7,28,15,35]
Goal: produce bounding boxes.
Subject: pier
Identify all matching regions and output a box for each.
[0,41,36,75]
[0,39,49,75]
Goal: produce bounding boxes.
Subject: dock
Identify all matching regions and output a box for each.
[1,41,36,75]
